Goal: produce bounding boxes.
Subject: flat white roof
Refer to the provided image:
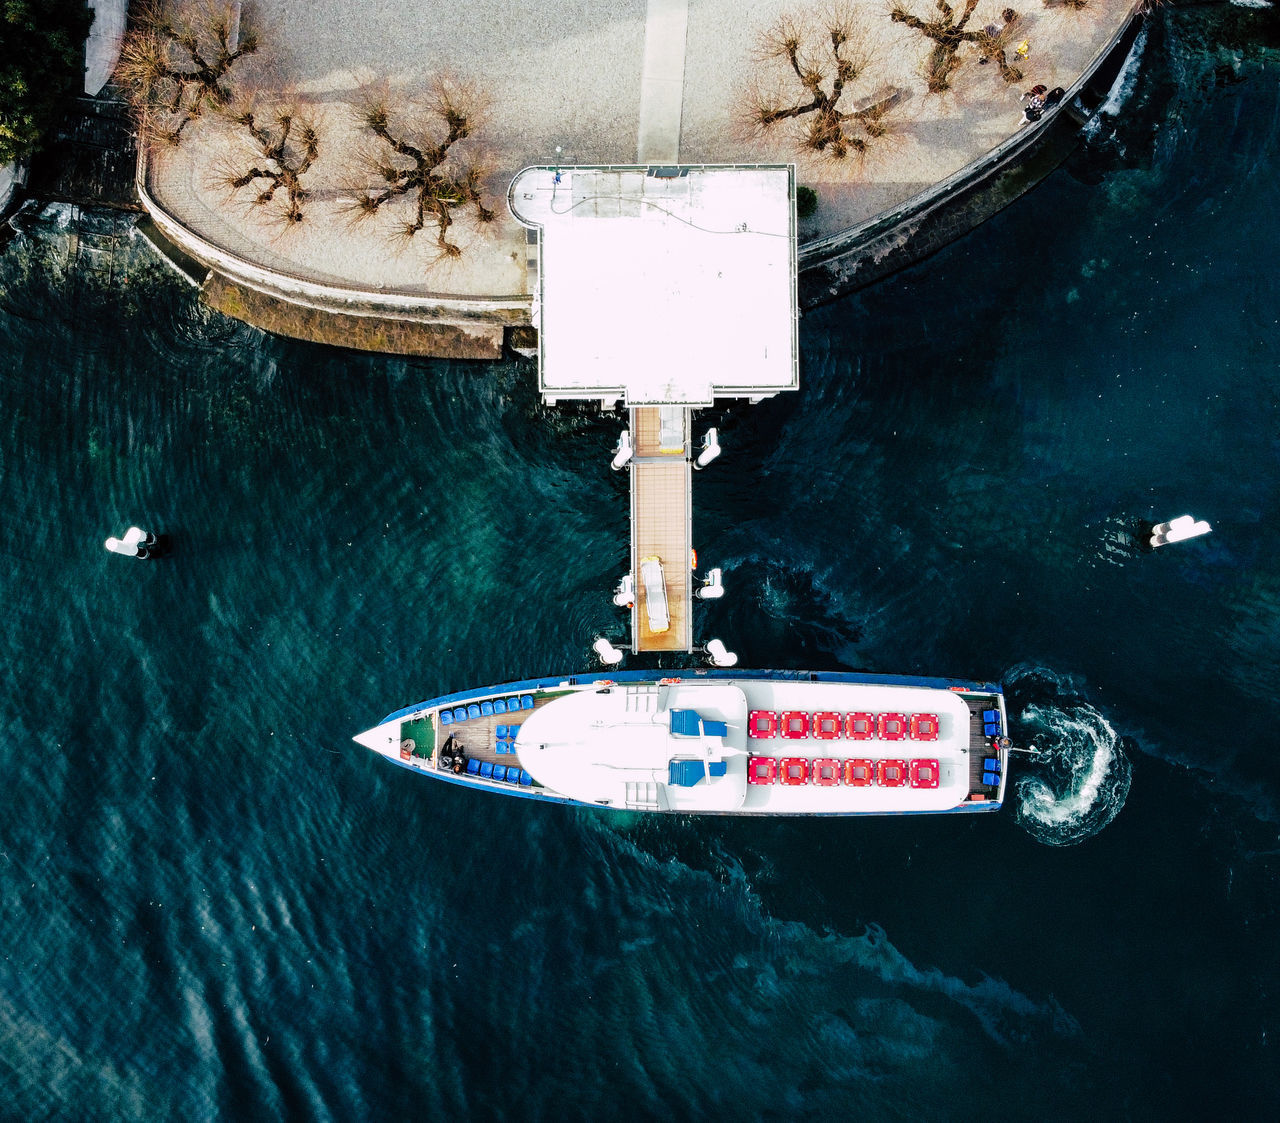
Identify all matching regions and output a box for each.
[509,165,798,405]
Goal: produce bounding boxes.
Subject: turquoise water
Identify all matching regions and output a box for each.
[2,5,1279,1117]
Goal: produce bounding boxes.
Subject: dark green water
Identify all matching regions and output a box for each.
[1,6,1278,1118]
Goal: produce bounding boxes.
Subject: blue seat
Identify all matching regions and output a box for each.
[492,765,507,783]
[481,701,494,717]
[984,722,1001,736]
[507,724,520,738]
[467,703,482,720]
[495,740,510,754]
[708,761,727,777]
[983,772,1000,787]
[492,698,507,714]
[495,724,508,739]
[479,761,494,779]
[668,759,706,787]
[519,770,533,786]
[452,707,467,723]
[983,757,1001,773]
[440,710,453,726]
[521,695,534,710]
[983,709,999,722]
[507,768,522,784]
[466,759,480,776]
[703,719,728,738]
[670,709,701,737]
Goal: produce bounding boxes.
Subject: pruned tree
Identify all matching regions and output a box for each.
[346,80,495,260]
[216,100,319,226]
[116,0,260,145]
[746,6,899,159]
[890,1,1023,93]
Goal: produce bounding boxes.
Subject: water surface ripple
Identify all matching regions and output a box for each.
[2,7,1279,1117]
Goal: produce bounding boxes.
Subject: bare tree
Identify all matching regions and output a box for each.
[116,0,260,145]
[216,99,319,226]
[346,80,495,260]
[746,6,899,159]
[890,1,1023,93]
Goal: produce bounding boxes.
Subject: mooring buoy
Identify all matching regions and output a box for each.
[1147,514,1211,549]
[105,526,167,559]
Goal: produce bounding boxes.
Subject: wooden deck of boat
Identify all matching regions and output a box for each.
[965,695,1003,803]
[630,407,692,653]
[430,693,563,771]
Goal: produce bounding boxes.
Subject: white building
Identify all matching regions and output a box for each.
[508,164,799,407]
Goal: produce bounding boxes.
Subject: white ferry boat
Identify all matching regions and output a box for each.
[355,670,1009,815]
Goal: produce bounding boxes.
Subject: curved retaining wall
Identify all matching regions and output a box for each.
[136,162,531,328]
[799,4,1148,306]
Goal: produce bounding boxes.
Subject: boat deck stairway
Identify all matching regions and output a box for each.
[623,684,661,713]
[625,780,663,811]
[630,406,693,654]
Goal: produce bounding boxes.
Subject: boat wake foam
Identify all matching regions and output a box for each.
[1006,666,1131,847]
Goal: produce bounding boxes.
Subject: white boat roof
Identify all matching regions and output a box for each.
[519,682,752,811]
[515,680,975,813]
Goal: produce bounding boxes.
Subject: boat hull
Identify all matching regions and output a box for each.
[357,669,1009,817]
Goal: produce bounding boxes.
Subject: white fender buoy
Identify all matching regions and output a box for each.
[705,638,738,667]
[610,430,634,471]
[696,567,724,600]
[693,428,721,470]
[613,574,635,607]
[593,637,625,666]
[105,526,157,559]
[1149,514,1212,549]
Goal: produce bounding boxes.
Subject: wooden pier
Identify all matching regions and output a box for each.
[630,406,693,653]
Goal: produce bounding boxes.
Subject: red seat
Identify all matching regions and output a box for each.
[812,758,840,786]
[878,712,907,741]
[749,710,778,739]
[780,711,809,739]
[877,759,907,787]
[845,712,875,740]
[812,712,841,740]
[909,758,939,789]
[747,756,778,785]
[779,757,809,785]
[844,758,875,786]
[910,713,939,741]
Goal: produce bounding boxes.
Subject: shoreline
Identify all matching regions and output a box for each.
[12,0,1148,357]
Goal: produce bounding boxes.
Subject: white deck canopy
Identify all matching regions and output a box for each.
[508,165,799,406]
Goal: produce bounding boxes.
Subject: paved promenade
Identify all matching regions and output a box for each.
[144,0,1138,307]
[637,0,690,164]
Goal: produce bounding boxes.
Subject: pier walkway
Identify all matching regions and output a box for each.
[631,407,692,653]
